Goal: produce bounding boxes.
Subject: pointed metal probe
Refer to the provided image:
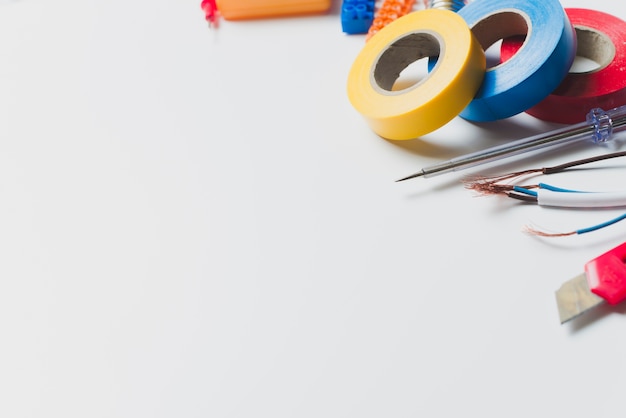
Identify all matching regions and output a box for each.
[395,171,426,182]
[396,105,626,182]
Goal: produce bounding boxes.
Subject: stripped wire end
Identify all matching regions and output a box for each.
[524,212,626,237]
[522,224,576,237]
[462,169,542,194]
[201,0,220,28]
[464,180,516,196]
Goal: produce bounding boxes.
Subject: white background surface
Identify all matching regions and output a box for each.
[1,0,626,417]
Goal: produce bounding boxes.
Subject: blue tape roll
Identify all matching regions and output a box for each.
[456,0,576,122]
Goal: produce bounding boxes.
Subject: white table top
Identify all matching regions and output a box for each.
[1,0,625,416]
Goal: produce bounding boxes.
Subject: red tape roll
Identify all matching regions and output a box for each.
[501,8,626,124]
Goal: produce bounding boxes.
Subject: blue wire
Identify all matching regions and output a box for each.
[576,213,626,235]
[512,183,586,197]
[512,186,537,197]
[537,183,586,193]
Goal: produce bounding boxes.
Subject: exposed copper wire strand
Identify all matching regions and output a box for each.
[463,150,626,197]
[463,170,543,195]
[522,225,576,237]
[466,180,539,196]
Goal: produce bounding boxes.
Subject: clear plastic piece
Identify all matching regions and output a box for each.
[587,107,612,143]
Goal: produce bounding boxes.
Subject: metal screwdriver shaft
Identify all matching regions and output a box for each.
[396,105,626,182]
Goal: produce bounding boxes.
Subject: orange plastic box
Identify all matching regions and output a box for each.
[216,0,332,20]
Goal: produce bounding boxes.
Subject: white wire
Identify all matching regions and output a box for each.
[537,189,626,208]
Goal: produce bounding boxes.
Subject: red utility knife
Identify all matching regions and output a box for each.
[555,242,626,324]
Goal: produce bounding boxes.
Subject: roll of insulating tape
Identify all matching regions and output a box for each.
[346,9,485,140]
[456,0,577,122]
[501,9,626,124]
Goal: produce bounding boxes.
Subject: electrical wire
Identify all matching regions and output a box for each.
[464,150,626,194]
[462,150,626,237]
[537,189,626,208]
[506,185,626,208]
[524,212,626,237]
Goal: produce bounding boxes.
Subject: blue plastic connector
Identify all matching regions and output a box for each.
[341,0,375,34]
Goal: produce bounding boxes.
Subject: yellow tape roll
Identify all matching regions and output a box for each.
[347,9,486,140]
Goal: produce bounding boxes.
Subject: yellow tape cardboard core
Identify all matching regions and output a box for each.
[347,9,486,140]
